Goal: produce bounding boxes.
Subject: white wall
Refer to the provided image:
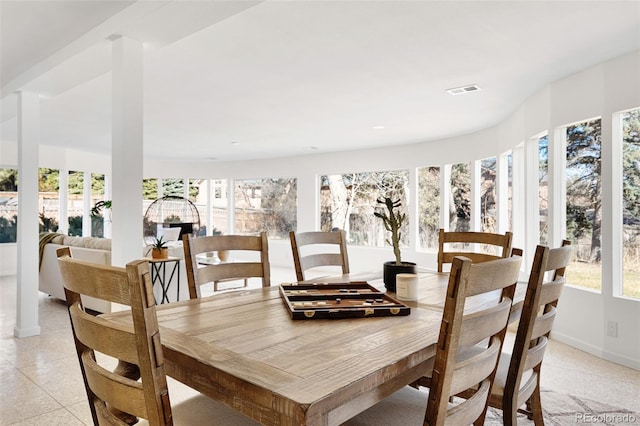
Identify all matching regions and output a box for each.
[2,50,639,369]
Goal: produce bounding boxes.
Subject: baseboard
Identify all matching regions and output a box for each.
[551,330,640,371]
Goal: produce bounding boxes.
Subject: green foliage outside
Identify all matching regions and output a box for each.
[0,169,18,191]
[0,216,17,243]
[450,162,471,231]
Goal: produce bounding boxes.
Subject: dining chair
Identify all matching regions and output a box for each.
[437,228,513,272]
[57,247,258,426]
[482,240,573,425]
[346,253,522,426]
[183,232,270,299]
[289,229,350,281]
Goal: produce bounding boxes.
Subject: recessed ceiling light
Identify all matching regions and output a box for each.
[446,84,481,95]
[207,157,217,160]
[230,141,240,145]
[305,146,319,150]
[372,126,385,129]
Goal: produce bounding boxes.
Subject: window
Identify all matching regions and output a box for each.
[234,178,297,239]
[566,118,602,291]
[320,170,409,247]
[538,135,549,245]
[450,162,471,231]
[68,171,83,236]
[418,166,440,250]
[480,157,497,233]
[189,179,207,235]
[91,173,105,237]
[622,108,640,299]
[162,178,184,197]
[210,179,228,234]
[39,168,59,233]
[0,168,18,243]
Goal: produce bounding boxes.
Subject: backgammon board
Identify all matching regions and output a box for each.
[279,281,410,320]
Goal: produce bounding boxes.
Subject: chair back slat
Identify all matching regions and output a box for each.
[183,232,270,299]
[290,230,350,281]
[425,254,521,425]
[530,306,557,340]
[450,338,502,396]
[459,299,512,347]
[522,336,548,372]
[59,257,132,306]
[57,248,172,426]
[444,376,491,426]
[69,304,138,364]
[538,278,565,307]
[438,229,513,273]
[82,351,148,419]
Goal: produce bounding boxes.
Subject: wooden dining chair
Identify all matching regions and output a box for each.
[183,232,270,299]
[57,246,171,425]
[482,240,573,425]
[437,228,513,272]
[57,247,259,426]
[289,230,350,281]
[346,254,522,426]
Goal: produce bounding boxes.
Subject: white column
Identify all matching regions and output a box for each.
[496,152,509,234]
[440,165,451,231]
[58,169,69,234]
[15,91,41,338]
[408,167,418,251]
[525,136,540,266]
[511,143,526,254]
[111,36,143,267]
[470,160,481,232]
[82,171,92,236]
[548,127,567,248]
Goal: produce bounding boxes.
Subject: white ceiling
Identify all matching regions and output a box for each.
[1,1,639,162]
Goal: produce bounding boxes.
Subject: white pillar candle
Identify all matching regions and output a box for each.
[396,273,418,301]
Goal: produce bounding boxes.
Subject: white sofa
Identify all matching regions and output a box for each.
[39,235,188,313]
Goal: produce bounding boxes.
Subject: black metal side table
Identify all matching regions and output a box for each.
[148,256,180,304]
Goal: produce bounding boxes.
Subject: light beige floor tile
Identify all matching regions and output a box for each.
[65,400,93,426]
[7,407,85,426]
[19,355,87,407]
[0,364,62,425]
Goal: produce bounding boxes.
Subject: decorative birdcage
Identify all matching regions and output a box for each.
[143,196,200,240]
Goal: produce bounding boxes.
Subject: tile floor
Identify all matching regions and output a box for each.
[1,271,639,425]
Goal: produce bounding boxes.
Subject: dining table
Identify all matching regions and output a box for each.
[104,270,526,426]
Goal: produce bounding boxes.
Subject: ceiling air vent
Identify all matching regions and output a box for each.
[446,84,481,95]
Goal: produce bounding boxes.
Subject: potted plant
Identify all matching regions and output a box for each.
[146,236,169,259]
[374,197,417,291]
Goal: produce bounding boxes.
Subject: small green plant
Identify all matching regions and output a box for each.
[90,200,112,218]
[151,236,168,250]
[374,197,406,265]
[145,235,168,257]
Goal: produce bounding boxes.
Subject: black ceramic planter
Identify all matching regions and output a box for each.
[383,261,417,292]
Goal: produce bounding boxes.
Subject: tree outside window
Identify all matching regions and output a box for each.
[320,170,409,247]
[622,108,640,299]
[418,166,440,250]
[234,178,297,239]
[566,118,602,292]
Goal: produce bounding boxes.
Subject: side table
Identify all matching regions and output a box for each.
[148,256,181,304]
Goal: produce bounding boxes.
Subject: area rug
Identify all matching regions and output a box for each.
[484,389,640,426]
[342,387,640,425]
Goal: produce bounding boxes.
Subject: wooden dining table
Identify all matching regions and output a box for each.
[105,270,525,425]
